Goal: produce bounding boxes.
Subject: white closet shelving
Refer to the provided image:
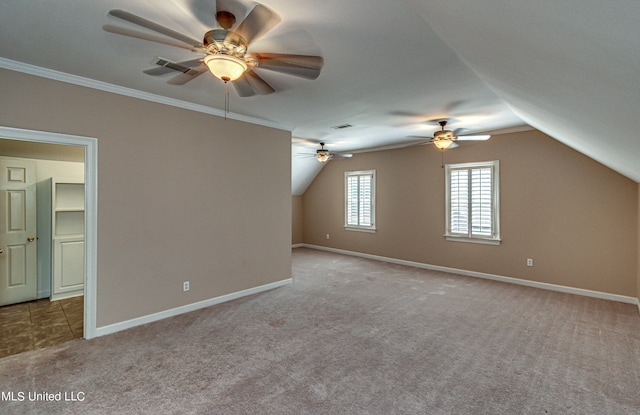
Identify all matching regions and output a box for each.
[51,178,85,300]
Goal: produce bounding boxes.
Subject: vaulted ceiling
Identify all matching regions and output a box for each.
[1,0,638,194]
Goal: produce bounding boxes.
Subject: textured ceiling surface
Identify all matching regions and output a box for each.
[1,0,638,193]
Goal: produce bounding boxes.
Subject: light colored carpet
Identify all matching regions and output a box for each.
[1,247,639,414]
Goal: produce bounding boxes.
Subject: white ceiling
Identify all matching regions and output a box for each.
[1,0,639,194]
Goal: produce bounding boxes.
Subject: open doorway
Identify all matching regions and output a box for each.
[0,126,97,358]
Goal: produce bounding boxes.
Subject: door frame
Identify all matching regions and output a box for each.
[0,126,97,339]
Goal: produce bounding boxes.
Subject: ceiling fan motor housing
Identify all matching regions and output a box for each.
[216,11,236,29]
[203,29,248,58]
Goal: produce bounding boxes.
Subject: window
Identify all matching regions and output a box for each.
[445,161,500,244]
[345,170,376,232]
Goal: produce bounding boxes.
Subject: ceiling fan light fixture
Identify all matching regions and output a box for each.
[433,139,453,149]
[432,121,455,149]
[316,149,331,163]
[204,54,247,82]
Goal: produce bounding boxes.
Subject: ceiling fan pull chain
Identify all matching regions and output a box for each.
[224,82,230,120]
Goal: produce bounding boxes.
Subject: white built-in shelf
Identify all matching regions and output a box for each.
[51,178,85,300]
[52,179,84,238]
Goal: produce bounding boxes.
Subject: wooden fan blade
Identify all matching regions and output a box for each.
[406,136,433,145]
[143,58,204,76]
[254,53,324,79]
[143,66,178,76]
[331,153,353,159]
[456,135,491,141]
[256,64,322,79]
[255,53,324,69]
[235,4,281,44]
[108,10,203,48]
[231,77,257,97]
[171,58,204,68]
[103,25,202,51]
[167,64,208,85]
[244,70,275,95]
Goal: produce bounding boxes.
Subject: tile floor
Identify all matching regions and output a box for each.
[0,296,83,359]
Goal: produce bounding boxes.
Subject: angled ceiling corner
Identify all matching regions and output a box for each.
[405,0,640,182]
[292,144,325,196]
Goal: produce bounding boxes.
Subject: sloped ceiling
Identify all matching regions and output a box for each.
[406,0,640,183]
[0,0,638,193]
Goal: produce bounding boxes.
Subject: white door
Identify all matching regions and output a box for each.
[0,158,38,306]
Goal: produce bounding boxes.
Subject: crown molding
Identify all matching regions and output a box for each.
[0,57,291,132]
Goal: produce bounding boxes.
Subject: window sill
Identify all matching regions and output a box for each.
[445,235,501,245]
[345,226,377,233]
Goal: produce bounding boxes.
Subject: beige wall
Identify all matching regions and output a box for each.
[638,184,640,307]
[303,129,638,297]
[0,68,292,327]
[292,195,303,245]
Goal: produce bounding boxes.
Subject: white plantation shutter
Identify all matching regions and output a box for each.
[345,170,376,231]
[450,169,469,234]
[357,175,372,226]
[346,175,360,226]
[471,167,493,236]
[446,161,500,243]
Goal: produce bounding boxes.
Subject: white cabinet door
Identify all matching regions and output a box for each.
[52,237,84,299]
[0,158,37,306]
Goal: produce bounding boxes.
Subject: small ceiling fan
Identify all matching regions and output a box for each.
[295,141,353,163]
[103,1,324,97]
[315,142,353,163]
[413,120,491,149]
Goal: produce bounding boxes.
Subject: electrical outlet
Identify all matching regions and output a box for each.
[183,281,190,292]
[527,258,533,267]
[326,233,330,240]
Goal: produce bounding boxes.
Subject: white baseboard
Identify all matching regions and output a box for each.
[50,291,83,302]
[51,289,84,302]
[292,243,304,249]
[96,278,292,337]
[302,244,639,306]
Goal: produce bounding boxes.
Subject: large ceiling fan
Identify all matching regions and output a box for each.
[103,1,324,97]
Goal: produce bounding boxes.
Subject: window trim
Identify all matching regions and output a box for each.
[344,169,376,233]
[444,160,500,244]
